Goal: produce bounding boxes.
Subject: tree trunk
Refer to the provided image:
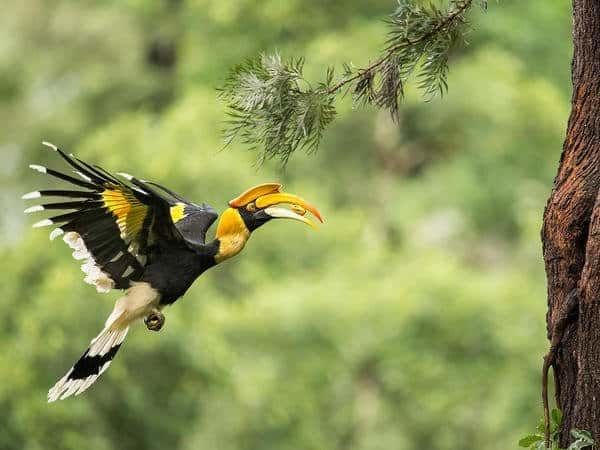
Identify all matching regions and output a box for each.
[542,0,600,445]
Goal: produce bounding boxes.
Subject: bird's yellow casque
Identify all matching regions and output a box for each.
[23,142,323,401]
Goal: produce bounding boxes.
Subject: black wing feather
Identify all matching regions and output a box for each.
[25,142,219,292]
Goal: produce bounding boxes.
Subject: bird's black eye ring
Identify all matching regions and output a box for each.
[246,202,257,212]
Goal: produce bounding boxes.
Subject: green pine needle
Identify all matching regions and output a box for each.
[220,0,479,164]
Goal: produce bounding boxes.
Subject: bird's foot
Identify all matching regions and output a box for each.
[145,310,165,332]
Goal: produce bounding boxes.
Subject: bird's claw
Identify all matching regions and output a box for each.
[145,310,165,332]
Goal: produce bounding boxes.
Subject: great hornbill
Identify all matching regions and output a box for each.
[24,142,323,402]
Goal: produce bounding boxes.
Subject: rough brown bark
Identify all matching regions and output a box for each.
[542,0,600,445]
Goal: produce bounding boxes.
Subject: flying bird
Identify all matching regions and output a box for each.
[24,142,323,402]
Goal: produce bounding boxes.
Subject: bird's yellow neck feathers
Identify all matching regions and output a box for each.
[214,208,250,263]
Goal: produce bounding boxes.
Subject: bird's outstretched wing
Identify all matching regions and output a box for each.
[24,142,218,292]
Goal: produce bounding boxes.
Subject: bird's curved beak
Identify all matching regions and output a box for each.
[229,183,323,229]
[256,192,323,229]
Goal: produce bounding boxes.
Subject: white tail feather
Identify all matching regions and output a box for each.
[48,283,160,402]
[47,323,130,402]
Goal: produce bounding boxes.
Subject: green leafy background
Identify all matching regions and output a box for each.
[0,1,570,449]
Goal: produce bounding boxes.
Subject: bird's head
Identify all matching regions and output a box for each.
[214,183,323,263]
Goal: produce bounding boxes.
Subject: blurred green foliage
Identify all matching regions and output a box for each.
[0,1,570,449]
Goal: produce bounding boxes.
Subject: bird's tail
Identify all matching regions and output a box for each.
[48,305,129,402]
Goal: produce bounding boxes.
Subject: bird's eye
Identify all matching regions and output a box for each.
[246,202,257,212]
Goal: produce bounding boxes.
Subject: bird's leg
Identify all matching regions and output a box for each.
[145,308,165,332]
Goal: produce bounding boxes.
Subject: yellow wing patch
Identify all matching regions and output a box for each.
[102,187,149,242]
[169,203,187,223]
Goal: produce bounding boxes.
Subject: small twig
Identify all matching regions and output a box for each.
[543,346,557,448]
[542,289,579,448]
[327,0,473,95]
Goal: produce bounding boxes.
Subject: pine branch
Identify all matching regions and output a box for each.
[327,0,473,95]
[219,53,337,164]
[219,0,486,164]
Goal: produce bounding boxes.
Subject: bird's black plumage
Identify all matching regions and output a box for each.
[141,239,219,305]
[26,143,219,293]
